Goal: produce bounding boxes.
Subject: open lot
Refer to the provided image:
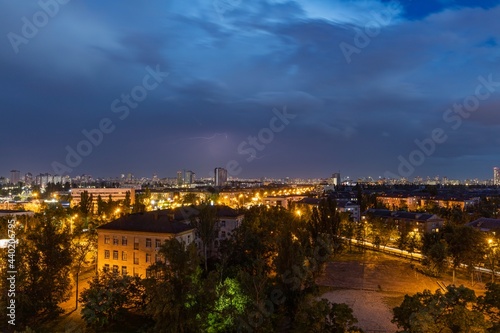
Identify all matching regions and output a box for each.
[318,250,488,332]
[46,249,490,332]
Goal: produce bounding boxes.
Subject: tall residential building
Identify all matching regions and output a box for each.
[10,170,20,185]
[214,167,228,187]
[24,173,33,185]
[494,167,500,185]
[185,170,195,185]
[177,170,184,186]
[35,173,52,187]
[330,172,341,186]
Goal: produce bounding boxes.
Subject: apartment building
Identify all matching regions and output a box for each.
[97,211,195,278]
[364,209,444,234]
[213,206,244,249]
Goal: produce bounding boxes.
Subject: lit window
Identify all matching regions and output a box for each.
[134,253,139,265]
[146,238,152,248]
[155,239,161,248]
[122,251,127,261]
[104,236,110,244]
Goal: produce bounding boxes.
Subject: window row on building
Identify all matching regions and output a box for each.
[103,250,163,264]
[104,235,192,248]
[103,263,166,278]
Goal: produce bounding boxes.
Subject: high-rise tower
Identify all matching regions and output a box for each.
[214,167,228,187]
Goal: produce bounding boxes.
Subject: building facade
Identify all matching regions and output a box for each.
[10,170,20,185]
[212,207,244,250]
[97,211,195,278]
[70,188,135,210]
[214,167,228,187]
[364,209,444,234]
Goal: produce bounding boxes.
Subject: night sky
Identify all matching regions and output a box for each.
[1,0,500,180]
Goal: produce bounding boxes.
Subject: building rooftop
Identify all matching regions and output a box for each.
[364,209,442,221]
[466,218,500,232]
[215,206,243,218]
[98,205,242,233]
[0,210,35,216]
[97,210,194,234]
[296,198,321,205]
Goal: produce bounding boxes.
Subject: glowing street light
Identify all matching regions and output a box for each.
[487,238,497,283]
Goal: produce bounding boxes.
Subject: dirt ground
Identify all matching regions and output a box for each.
[317,250,488,333]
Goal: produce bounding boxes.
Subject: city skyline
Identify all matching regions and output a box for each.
[1,1,500,180]
[1,165,500,184]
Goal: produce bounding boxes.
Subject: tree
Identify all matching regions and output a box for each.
[274,223,316,327]
[182,193,199,205]
[107,194,115,214]
[396,224,410,254]
[122,191,131,214]
[406,231,421,261]
[96,195,105,216]
[392,285,489,332]
[294,298,362,333]
[192,205,219,271]
[145,239,207,332]
[308,197,344,255]
[354,222,366,249]
[80,271,146,330]
[444,225,486,283]
[205,277,249,333]
[476,282,500,332]
[71,230,96,310]
[421,232,448,276]
[341,218,355,252]
[132,192,147,213]
[1,213,73,328]
[309,197,341,238]
[366,215,396,249]
[79,190,94,218]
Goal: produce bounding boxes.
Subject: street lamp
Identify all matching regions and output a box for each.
[488,238,497,283]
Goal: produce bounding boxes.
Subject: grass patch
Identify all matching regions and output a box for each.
[318,285,336,294]
[382,295,405,310]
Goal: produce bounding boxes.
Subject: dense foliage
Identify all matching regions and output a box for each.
[392,283,500,332]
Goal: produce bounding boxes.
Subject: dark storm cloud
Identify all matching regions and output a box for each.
[1,0,500,179]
